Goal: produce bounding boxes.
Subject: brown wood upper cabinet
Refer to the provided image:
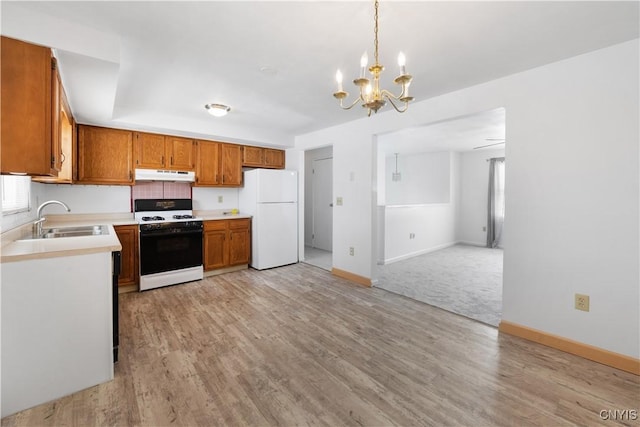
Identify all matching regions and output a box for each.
[77,125,134,185]
[195,140,220,186]
[134,132,196,171]
[1,36,56,176]
[241,146,285,169]
[195,141,242,187]
[33,59,76,184]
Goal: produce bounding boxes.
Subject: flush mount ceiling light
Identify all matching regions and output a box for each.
[333,0,414,116]
[205,103,231,117]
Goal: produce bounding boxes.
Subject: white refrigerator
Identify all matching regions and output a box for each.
[238,169,298,270]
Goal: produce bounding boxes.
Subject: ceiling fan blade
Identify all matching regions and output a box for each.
[473,141,506,150]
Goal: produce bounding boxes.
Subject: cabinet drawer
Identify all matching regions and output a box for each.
[204,220,228,231]
[228,218,251,230]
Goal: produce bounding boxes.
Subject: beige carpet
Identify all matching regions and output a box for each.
[376,244,503,326]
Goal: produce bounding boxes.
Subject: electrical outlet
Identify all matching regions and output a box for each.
[575,293,590,312]
[218,196,223,203]
[409,233,415,239]
[336,197,343,206]
[349,247,354,256]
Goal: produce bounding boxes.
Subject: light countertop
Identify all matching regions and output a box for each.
[1,224,122,263]
[1,211,251,263]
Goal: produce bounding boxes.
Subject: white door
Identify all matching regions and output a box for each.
[312,158,333,251]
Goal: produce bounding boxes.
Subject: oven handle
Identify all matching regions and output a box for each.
[140,229,203,238]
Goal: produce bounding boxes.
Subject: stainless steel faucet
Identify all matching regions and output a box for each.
[33,200,71,236]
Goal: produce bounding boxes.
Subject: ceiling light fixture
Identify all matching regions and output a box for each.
[205,103,231,117]
[333,0,414,116]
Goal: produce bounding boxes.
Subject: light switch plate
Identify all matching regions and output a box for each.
[336,197,343,206]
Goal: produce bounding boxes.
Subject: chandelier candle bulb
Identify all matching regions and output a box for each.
[360,51,368,77]
[398,52,406,75]
[336,70,344,92]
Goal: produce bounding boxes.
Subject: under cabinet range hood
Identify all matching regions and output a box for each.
[134,169,195,182]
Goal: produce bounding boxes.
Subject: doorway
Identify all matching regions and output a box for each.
[303,147,333,271]
[375,108,506,326]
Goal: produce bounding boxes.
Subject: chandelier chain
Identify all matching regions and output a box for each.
[374,0,379,65]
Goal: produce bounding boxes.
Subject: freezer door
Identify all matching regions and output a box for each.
[257,170,297,203]
[253,202,298,270]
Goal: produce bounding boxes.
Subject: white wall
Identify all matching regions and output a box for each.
[458,148,506,246]
[191,187,238,211]
[379,152,460,263]
[384,152,450,205]
[295,39,639,358]
[38,184,131,214]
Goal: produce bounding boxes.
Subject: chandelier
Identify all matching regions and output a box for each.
[333,0,414,116]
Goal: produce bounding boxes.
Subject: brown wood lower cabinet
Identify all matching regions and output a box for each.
[114,224,139,289]
[204,218,250,271]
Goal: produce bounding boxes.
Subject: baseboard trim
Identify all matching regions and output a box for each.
[383,241,457,265]
[118,284,138,294]
[332,268,371,287]
[204,264,248,277]
[499,320,640,375]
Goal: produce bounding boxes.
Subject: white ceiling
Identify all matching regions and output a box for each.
[378,107,505,156]
[1,1,638,147]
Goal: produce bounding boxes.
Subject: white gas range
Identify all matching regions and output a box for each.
[134,199,204,291]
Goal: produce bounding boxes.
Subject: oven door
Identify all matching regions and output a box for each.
[139,228,203,276]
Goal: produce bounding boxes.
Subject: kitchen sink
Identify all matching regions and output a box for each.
[28,225,109,239]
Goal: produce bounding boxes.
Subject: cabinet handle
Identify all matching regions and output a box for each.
[171,156,174,165]
[161,156,165,165]
[129,171,133,181]
[215,174,219,184]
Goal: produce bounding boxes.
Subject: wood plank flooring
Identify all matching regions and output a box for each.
[3,263,638,426]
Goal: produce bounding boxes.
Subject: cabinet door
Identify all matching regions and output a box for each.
[195,140,220,186]
[166,136,196,171]
[204,220,229,270]
[220,144,242,186]
[114,225,139,287]
[264,149,285,169]
[33,62,74,184]
[78,125,134,185]
[228,219,251,266]
[50,59,62,174]
[242,146,264,167]
[1,36,53,175]
[134,132,166,169]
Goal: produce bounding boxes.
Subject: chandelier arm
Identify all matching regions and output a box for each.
[339,96,363,110]
[386,96,409,113]
[381,88,406,101]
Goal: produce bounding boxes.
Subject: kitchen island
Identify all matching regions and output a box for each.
[1,224,121,417]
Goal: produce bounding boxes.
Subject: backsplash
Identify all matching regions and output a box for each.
[131,182,192,200]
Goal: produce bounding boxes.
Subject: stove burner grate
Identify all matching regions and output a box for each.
[141,216,166,222]
[173,214,195,219]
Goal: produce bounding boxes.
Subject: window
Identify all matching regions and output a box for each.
[1,175,31,215]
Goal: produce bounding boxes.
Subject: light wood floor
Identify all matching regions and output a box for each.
[3,263,638,426]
